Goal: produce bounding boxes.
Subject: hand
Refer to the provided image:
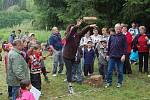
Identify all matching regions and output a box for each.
[76,19,83,26]
[121,55,125,62]
[106,56,109,61]
[90,24,96,27]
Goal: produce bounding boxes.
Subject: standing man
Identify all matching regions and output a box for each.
[106,23,127,88]
[16,29,23,39]
[7,39,30,100]
[49,27,64,77]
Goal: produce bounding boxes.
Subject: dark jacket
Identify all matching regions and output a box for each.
[49,33,63,51]
[107,33,127,58]
[83,48,95,64]
[63,25,92,60]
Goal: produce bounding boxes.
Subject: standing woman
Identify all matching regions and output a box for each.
[136,26,149,73]
[63,19,96,94]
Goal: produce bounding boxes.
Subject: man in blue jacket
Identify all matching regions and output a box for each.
[106,23,127,88]
[49,27,64,76]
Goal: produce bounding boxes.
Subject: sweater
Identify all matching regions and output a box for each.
[63,25,93,60]
[125,32,133,53]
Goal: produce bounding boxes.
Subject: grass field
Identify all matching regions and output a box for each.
[0,26,150,100]
[1,56,150,100]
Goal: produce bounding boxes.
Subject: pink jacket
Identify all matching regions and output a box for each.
[16,89,35,100]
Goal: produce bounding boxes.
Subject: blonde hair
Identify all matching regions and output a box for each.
[139,26,146,32]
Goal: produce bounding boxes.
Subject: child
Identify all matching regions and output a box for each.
[2,41,13,99]
[28,44,42,91]
[96,39,108,80]
[16,80,35,100]
[83,40,95,76]
[72,47,83,84]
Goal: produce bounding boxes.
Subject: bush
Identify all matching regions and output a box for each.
[0,10,33,28]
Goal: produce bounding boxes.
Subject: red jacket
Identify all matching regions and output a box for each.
[137,34,149,53]
[125,32,132,53]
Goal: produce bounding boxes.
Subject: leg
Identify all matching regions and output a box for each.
[116,59,124,84]
[77,62,83,82]
[84,64,88,76]
[41,60,48,78]
[31,73,41,91]
[126,54,132,74]
[99,64,105,79]
[138,53,144,72]
[144,52,149,73]
[106,58,115,85]
[72,63,77,81]
[63,57,73,82]
[89,63,94,75]
[52,51,59,74]
[12,86,20,100]
[58,51,64,73]
[8,86,12,98]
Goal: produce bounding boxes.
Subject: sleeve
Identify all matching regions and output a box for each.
[123,35,128,55]
[65,26,78,40]
[49,36,55,46]
[78,25,93,37]
[106,36,111,56]
[12,55,26,80]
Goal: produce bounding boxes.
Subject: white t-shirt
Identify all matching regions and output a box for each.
[90,34,102,44]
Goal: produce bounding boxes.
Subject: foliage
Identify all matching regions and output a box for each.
[33,0,150,30]
[0,10,33,28]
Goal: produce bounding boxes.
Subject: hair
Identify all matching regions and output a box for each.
[18,29,21,33]
[12,30,15,33]
[102,27,109,33]
[65,24,75,36]
[122,24,128,28]
[115,23,121,28]
[139,26,146,32]
[16,80,31,98]
[20,80,31,90]
[13,39,22,46]
[109,28,115,32]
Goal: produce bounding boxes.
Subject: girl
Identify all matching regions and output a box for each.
[16,80,35,100]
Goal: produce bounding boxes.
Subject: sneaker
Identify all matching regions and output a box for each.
[52,74,57,77]
[105,83,111,88]
[64,79,67,82]
[68,86,74,94]
[116,83,122,88]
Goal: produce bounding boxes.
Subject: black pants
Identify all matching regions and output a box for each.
[63,57,74,82]
[138,52,149,73]
[99,64,107,79]
[123,54,132,74]
[84,64,94,76]
[8,86,12,97]
[31,73,41,91]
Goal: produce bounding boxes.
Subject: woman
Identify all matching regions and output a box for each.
[136,26,149,73]
[63,19,96,94]
[122,24,132,74]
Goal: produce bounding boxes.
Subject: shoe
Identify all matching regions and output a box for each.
[68,85,74,94]
[116,83,122,88]
[52,74,57,77]
[59,72,64,75]
[64,79,67,82]
[105,83,111,88]
[0,92,2,95]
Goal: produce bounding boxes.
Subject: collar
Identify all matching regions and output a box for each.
[13,48,21,54]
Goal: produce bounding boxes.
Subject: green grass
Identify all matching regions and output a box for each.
[0,26,150,100]
[1,56,150,100]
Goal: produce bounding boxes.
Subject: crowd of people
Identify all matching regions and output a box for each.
[1,19,150,99]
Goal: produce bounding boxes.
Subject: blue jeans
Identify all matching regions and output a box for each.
[106,58,124,84]
[12,86,20,100]
[52,50,64,74]
[72,63,83,82]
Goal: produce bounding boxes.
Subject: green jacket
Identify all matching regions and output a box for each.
[7,48,30,86]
